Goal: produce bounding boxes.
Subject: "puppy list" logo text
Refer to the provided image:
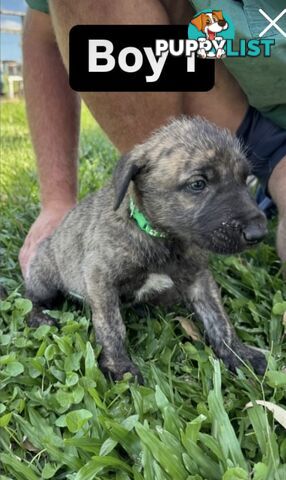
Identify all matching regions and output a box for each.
[188,9,275,59]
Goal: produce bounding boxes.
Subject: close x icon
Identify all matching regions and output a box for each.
[259,8,286,38]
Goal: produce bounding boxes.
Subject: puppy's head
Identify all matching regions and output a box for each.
[113,117,267,255]
[191,11,228,40]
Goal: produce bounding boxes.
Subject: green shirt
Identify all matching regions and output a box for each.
[26,0,49,14]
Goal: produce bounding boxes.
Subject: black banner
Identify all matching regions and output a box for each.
[69,25,215,92]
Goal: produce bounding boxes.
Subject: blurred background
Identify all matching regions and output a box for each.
[0,0,26,98]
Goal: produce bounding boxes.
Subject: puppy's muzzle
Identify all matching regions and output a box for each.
[208,206,267,253]
[242,218,268,245]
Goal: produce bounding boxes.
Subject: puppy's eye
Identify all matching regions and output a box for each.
[184,179,207,193]
[190,179,206,191]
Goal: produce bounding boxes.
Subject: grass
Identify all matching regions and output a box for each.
[0,100,286,480]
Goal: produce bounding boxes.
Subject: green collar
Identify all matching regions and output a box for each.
[129,197,167,238]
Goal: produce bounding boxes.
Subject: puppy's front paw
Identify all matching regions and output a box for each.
[113,362,143,384]
[99,356,143,383]
[240,345,267,375]
[221,342,267,375]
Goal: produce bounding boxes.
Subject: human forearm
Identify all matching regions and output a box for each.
[23,8,80,210]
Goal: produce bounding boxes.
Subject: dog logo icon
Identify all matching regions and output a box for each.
[190,10,230,58]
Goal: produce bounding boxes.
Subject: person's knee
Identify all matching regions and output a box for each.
[49,0,134,20]
[49,0,169,25]
[269,156,286,216]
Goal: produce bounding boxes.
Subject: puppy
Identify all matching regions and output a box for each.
[191,10,229,58]
[25,117,268,381]
[191,10,228,41]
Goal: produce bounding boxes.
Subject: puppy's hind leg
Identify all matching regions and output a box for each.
[86,278,143,382]
[25,248,63,327]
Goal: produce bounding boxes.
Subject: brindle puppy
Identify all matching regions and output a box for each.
[25,117,268,380]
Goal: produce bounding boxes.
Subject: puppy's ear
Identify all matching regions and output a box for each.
[212,10,223,20]
[113,154,141,210]
[191,14,203,31]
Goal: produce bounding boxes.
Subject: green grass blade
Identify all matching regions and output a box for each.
[208,360,248,471]
[0,453,40,480]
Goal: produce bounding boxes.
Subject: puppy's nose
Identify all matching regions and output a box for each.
[242,223,267,244]
[218,19,226,27]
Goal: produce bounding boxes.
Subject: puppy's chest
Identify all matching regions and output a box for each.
[118,245,206,303]
[119,252,184,303]
[119,270,175,304]
[118,242,196,303]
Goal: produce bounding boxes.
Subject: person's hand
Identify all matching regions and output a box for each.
[19,204,75,279]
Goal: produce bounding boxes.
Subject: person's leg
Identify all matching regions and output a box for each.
[49,0,248,153]
[184,61,248,133]
[162,0,248,132]
[268,157,286,268]
[49,0,182,152]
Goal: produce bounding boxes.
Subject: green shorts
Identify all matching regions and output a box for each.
[26,0,49,14]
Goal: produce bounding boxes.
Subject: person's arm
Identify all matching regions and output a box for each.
[19,8,80,277]
[269,156,286,272]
